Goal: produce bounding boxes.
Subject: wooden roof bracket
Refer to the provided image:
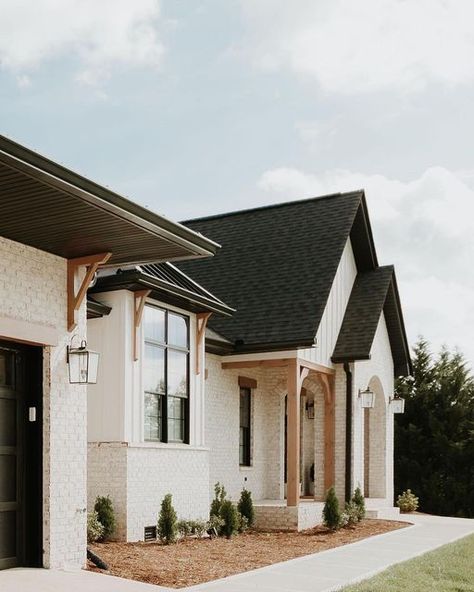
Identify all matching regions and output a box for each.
[196,312,212,375]
[133,289,152,361]
[67,252,112,332]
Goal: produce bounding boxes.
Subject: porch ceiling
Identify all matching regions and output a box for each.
[0,135,219,266]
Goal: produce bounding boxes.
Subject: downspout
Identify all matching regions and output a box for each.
[343,362,352,502]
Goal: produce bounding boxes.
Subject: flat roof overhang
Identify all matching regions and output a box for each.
[0,135,219,266]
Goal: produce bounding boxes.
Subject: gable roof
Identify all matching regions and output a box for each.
[90,262,234,317]
[332,266,412,376]
[177,191,411,376]
[178,191,370,351]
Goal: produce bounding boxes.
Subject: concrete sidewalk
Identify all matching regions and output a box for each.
[1,514,473,592]
[189,514,474,592]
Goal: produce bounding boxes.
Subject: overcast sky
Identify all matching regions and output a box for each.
[1,0,473,367]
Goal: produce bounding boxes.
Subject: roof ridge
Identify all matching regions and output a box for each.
[181,190,364,224]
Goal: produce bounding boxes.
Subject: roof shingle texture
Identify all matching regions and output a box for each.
[178,192,362,349]
[333,266,394,361]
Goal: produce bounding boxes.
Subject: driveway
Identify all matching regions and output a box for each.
[1,514,473,592]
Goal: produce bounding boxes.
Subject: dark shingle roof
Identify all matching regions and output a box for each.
[332,266,411,376]
[178,192,363,350]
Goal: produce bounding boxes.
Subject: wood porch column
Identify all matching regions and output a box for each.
[320,374,336,492]
[286,359,308,507]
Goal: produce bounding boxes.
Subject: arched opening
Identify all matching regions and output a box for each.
[364,375,387,498]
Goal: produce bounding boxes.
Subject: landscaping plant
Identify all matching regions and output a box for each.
[210,482,227,520]
[207,514,224,537]
[323,487,341,530]
[220,500,239,538]
[87,510,105,543]
[237,513,249,533]
[351,486,366,521]
[94,495,115,540]
[343,501,360,527]
[397,489,419,513]
[158,494,178,544]
[237,488,255,527]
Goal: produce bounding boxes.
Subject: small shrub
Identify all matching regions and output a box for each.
[237,513,249,533]
[210,482,227,520]
[343,501,360,527]
[237,488,255,528]
[94,496,115,540]
[158,494,178,544]
[323,487,341,531]
[397,489,419,513]
[177,519,193,538]
[87,511,105,543]
[351,487,366,521]
[190,519,208,538]
[220,500,239,538]
[207,514,224,537]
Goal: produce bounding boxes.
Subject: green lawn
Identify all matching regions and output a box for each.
[342,534,474,592]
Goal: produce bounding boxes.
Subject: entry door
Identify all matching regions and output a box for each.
[0,346,22,569]
[0,343,42,570]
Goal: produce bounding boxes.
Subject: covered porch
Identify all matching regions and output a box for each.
[221,356,337,531]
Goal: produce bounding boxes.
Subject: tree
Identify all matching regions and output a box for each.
[323,487,341,530]
[395,338,474,517]
[158,494,178,544]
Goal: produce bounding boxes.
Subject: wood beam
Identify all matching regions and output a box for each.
[133,290,151,361]
[221,357,335,375]
[319,373,336,493]
[67,252,111,332]
[196,312,212,374]
[297,358,335,375]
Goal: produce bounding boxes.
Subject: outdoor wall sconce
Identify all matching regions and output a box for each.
[67,338,100,384]
[389,394,405,414]
[359,387,376,409]
[305,399,315,419]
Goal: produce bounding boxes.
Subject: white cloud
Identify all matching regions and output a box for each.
[240,0,474,94]
[258,165,474,365]
[0,0,164,85]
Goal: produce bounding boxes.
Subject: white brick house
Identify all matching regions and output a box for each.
[88,191,411,537]
[0,135,219,570]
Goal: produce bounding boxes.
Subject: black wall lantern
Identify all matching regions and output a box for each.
[67,339,100,384]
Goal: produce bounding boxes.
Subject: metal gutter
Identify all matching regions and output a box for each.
[343,362,353,503]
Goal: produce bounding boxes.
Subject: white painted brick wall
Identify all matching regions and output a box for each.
[87,442,210,541]
[0,236,87,568]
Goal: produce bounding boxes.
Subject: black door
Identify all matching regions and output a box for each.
[0,341,42,569]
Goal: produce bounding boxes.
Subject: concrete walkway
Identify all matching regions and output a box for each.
[1,514,473,592]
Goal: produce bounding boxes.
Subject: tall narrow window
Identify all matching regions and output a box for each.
[239,387,251,466]
[144,305,189,443]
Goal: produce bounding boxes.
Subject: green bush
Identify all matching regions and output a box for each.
[237,488,255,528]
[207,514,224,537]
[343,501,360,527]
[220,500,239,538]
[94,496,115,540]
[177,519,192,538]
[237,513,249,533]
[177,519,209,538]
[87,511,105,543]
[351,487,366,521]
[397,489,419,513]
[323,487,341,531]
[210,482,227,520]
[158,494,178,544]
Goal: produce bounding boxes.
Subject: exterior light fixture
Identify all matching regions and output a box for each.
[359,387,375,409]
[390,394,405,414]
[306,399,315,419]
[67,339,100,384]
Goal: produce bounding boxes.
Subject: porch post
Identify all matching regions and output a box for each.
[287,360,308,507]
[323,375,336,492]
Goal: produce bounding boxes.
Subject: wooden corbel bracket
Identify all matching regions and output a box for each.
[67,252,112,332]
[196,312,212,375]
[133,289,152,361]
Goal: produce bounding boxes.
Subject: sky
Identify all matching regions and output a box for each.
[1,0,473,367]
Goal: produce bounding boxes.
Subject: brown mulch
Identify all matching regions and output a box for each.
[88,520,409,589]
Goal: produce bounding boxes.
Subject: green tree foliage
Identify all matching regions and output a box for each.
[395,338,474,517]
[94,496,115,540]
[237,488,255,527]
[220,500,239,538]
[351,487,366,521]
[323,487,341,530]
[210,482,227,520]
[157,494,178,544]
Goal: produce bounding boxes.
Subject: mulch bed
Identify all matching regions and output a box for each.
[88,519,409,589]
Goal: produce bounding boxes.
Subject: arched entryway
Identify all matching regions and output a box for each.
[364,375,387,498]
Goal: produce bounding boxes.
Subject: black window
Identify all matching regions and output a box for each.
[144,305,189,443]
[239,387,251,466]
